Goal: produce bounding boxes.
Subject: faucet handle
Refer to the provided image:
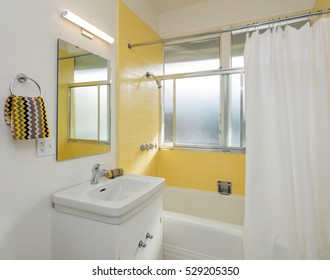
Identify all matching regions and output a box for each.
[92,163,104,172]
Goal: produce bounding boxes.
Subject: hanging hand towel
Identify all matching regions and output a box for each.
[4,95,50,140]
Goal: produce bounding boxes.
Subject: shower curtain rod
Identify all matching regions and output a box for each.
[128,8,330,49]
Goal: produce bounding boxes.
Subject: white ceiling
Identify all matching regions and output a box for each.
[145,0,212,13]
[144,0,316,14]
[128,0,316,36]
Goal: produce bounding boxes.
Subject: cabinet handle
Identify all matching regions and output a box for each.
[146,232,153,239]
[138,241,147,248]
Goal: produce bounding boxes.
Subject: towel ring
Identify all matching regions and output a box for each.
[9,73,41,96]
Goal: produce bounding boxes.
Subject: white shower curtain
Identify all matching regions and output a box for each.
[244,18,330,259]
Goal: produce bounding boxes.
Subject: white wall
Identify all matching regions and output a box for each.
[0,0,117,259]
[121,0,159,33]
[158,0,315,36]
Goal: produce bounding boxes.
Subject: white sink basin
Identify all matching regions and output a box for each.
[53,174,164,224]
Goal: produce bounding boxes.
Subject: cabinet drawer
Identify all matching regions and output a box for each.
[119,215,161,260]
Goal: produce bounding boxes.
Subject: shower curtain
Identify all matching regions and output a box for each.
[244,18,330,259]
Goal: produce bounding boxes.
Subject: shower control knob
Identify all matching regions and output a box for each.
[138,241,147,248]
[146,232,153,239]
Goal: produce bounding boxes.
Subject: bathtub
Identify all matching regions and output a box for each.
[162,187,244,260]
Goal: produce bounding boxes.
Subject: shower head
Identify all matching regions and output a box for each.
[146,72,162,89]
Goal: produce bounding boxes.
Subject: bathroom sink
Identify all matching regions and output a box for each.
[53,174,164,224]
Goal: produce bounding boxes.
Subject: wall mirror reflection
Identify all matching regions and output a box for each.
[57,39,111,161]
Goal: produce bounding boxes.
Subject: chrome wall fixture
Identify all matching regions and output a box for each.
[146,72,162,89]
[140,143,158,151]
[218,181,232,195]
[9,73,41,96]
[61,9,115,44]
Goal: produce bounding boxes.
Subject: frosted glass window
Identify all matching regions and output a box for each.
[70,86,98,140]
[74,68,107,83]
[69,84,110,142]
[231,32,246,68]
[99,85,110,141]
[164,38,220,74]
[70,54,110,141]
[163,80,174,143]
[163,73,244,150]
[221,74,244,147]
[74,54,108,82]
[175,76,220,145]
[163,37,245,151]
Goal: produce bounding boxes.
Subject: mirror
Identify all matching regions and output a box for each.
[57,39,111,161]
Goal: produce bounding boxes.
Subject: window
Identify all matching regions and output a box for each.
[162,37,245,152]
[161,20,310,152]
[69,84,110,142]
[231,32,246,68]
[164,38,220,74]
[68,55,110,143]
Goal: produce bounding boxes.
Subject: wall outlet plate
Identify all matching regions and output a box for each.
[37,137,55,157]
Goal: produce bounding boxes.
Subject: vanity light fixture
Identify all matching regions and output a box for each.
[61,9,114,44]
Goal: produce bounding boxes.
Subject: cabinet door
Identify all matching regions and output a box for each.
[119,215,162,260]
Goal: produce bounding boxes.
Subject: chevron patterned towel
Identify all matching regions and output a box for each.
[4,95,50,140]
[105,168,124,179]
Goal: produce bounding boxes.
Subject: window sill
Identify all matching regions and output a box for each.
[160,145,245,154]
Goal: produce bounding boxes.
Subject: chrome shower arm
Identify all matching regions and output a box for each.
[146,72,162,89]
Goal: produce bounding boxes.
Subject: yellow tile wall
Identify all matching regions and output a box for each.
[117,0,163,176]
[117,0,246,195]
[159,150,245,196]
[116,0,327,195]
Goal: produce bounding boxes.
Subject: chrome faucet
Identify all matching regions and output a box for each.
[91,163,107,185]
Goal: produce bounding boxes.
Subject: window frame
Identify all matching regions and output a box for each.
[160,68,245,153]
[160,35,246,153]
[160,20,310,153]
[67,80,111,144]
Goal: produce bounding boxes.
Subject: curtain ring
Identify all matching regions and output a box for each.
[271,20,276,32]
[246,24,251,36]
[285,17,288,29]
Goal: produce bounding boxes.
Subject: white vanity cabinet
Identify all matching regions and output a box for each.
[118,194,162,260]
[51,193,162,260]
[119,212,162,259]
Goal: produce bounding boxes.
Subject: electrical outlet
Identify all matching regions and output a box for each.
[37,137,55,157]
